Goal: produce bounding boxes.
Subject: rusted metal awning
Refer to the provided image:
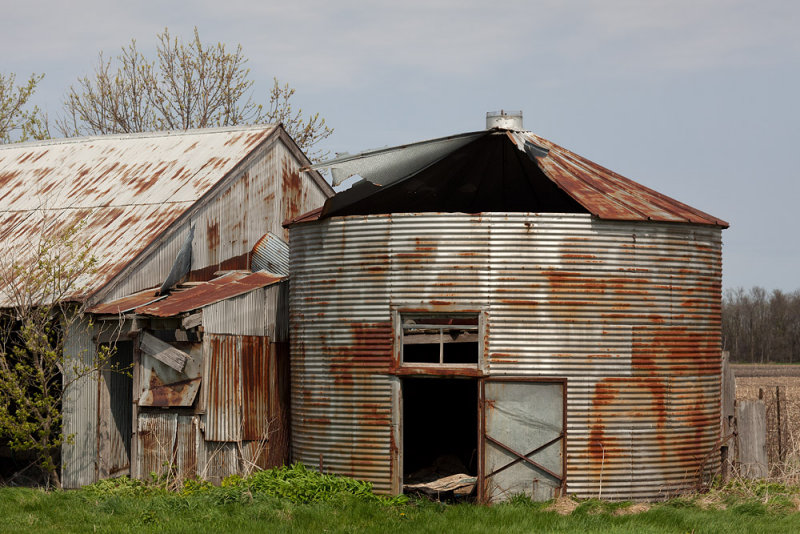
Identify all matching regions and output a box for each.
[135,271,284,317]
[90,271,284,318]
[298,128,727,228]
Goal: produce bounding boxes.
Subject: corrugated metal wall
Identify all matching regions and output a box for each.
[62,318,98,489]
[102,140,329,302]
[203,282,288,340]
[289,212,723,499]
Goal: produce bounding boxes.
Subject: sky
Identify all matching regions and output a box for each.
[2,0,798,291]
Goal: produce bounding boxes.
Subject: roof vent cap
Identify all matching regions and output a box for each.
[486,110,523,130]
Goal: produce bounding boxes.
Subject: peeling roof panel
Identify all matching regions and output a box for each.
[302,129,727,228]
[0,126,277,306]
[135,271,284,317]
[87,288,164,315]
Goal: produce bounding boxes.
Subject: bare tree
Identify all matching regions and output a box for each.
[0,217,117,488]
[59,28,332,160]
[723,287,800,364]
[0,72,49,144]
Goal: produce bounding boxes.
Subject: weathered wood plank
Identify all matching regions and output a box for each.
[737,399,767,479]
[720,351,736,480]
[182,312,203,330]
[139,331,187,372]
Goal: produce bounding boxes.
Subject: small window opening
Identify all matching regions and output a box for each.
[401,314,479,365]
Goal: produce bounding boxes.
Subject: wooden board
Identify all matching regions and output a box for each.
[139,331,188,372]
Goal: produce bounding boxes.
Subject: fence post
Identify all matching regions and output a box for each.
[720,351,735,480]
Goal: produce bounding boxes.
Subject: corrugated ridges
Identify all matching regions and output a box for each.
[289,212,722,499]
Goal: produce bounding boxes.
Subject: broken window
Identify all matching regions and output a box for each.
[400,313,480,366]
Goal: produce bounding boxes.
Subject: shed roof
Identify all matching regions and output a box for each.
[88,270,284,317]
[0,125,279,306]
[293,129,727,228]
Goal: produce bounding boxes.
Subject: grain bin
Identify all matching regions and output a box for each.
[288,124,727,501]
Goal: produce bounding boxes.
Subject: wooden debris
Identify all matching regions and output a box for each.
[139,331,188,372]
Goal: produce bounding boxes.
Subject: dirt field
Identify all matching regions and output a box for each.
[733,364,800,378]
[735,364,800,481]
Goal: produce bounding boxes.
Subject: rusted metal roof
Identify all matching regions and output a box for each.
[0,125,278,307]
[90,270,283,317]
[135,271,284,317]
[87,288,164,315]
[298,129,728,228]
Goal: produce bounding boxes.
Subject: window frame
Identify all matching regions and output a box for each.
[392,305,486,374]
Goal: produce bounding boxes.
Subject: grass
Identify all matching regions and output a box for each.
[3,469,800,533]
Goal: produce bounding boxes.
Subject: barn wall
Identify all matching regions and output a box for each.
[62,318,98,489]
[101,138,329,302]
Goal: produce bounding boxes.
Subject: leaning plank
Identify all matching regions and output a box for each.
[139,331,188,372]
[182,312,202,330]
[737,399,767,479]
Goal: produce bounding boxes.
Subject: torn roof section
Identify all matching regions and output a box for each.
[88,270,284,317]
[298,128,727,228]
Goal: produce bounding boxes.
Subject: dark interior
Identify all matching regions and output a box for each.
[321,133,587,218]
[402,377,478,481]
[105,341,133,465]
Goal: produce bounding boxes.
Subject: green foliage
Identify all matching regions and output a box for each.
[220,463,405,505]
[84,464,408,507]
[0,72,49,144]
[0,218,111,488]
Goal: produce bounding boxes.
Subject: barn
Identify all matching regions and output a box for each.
[0,125,332,488]
[287,113,728,501]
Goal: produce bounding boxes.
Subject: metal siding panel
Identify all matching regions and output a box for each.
[137,412,178,478]
[203,288,268,336]
[241,336,271,440]
[176,415,198,479]
[484,380,564,502]
[62,318,98,489]
[202,442,239,484]
[289,213,722,499]
[204,334,242,441]
[251,232,290,276]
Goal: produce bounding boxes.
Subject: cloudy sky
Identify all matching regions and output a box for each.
[2,1,798,291]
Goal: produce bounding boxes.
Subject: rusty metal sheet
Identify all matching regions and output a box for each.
[139,342,203,407]
[241,336,271,440]
[0,126,278,308]
[514,132,728,227]
[88,288,163,315]
[135,271,284,317]
[204,334,242,442]
[176,415,199,479]
[137,412,178,478]
[289,212,723,499]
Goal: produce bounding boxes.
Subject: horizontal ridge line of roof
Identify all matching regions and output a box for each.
[0,200,195,213]
[0,124,278,151]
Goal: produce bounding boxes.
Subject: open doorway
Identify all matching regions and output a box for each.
[402,377,478,497]
[98,340,133,478]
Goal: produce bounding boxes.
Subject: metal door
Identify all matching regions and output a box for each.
[480,378,565,502]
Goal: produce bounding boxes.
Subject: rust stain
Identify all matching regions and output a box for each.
[207,220,220,251]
